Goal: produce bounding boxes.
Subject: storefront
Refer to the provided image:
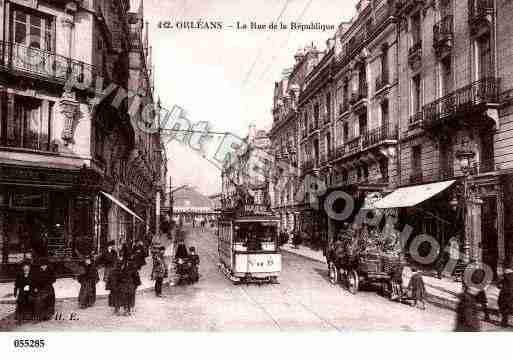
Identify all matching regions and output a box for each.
[0,163,147,280]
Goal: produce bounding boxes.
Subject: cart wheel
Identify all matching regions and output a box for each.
[347,270,359,294]
[328,262,339,285]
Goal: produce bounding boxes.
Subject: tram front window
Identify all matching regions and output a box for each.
[234,222,278,251]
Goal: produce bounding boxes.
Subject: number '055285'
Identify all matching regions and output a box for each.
[13,339,45,348]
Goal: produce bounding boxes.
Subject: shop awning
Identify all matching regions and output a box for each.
[101,191,144,222]
[367,180,456,209]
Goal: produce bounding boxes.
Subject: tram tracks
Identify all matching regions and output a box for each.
[197,230,340,331]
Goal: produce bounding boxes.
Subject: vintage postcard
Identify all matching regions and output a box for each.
[0,0,512,354]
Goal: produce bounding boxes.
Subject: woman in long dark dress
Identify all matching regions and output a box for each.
[77,257,99,309]
[455,284,481,332]
[115,259,140,315]
[107,256,123,313]
[498,267,513,327]
[31,259,56,321]
[14,262,33,323]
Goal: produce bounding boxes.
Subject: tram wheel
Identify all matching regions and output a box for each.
[328,262,339,285]
[347,270,359,295]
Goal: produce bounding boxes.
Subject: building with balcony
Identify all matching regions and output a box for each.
[394,0,513,276]
[269,45,322,234]
[0,0,166,279]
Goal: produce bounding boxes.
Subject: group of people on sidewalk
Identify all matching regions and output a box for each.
[455,265,513,331]
[14,258,56,323]
[98,240,148,316]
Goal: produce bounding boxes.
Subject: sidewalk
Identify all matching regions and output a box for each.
[0,240,174,305]
[281,243,501,314]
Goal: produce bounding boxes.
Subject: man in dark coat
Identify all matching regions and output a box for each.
[77,256,100,309]
[14,262,33,323]
[133,240,148,270]
[455,284,481,332]
[498,267,513,327]
[98,241,117,287]
[115,259,140,315]
[31,258,56,321]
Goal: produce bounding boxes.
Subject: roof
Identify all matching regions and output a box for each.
[173,186,214,208]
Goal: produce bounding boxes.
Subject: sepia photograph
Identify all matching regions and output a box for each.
[0,0,512,353]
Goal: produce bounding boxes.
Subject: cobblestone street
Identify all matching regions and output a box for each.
[0,227,505,331]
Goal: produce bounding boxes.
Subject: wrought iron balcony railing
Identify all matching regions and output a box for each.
[439,167,455,180]
[339,101,349,115]
[350,83,368,104]
[361,124,398,149]
[0,41,98,87]
[433,15,454,48]
[469,160,499,175]
[468,0,494,24]
[345,136,362,155]
[408,41,422,68]
[375,73,389,92]
[422,77,500,128]
[408,111,424,129]
[409,171,423,184]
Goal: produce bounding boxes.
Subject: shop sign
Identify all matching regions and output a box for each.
[9,192,49,210]
[241,204,270,215]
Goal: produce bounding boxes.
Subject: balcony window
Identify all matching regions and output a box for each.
[412,74,422,114]
[326,92,331,123]
[358,113,367,137]
[326,132,331,157]
[381,44,389,85]
[476,35,492,80]
[411,145,422,182]
[411,12,422,46]
[440,56,453,96]
[381,101,389,127]
[13,8,54,51]
[313,103,319,129]
[439,139,454,179]
[343,122,349,143]
[1,96,52,151]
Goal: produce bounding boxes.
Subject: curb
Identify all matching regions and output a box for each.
[281,248,326,264]
[0,278,173,305]
[282,247,501,316]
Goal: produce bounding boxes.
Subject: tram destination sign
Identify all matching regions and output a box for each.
[238,204,271,216]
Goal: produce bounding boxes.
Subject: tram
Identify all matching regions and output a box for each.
[218,204,282,283]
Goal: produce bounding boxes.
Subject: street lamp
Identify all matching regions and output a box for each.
[454,147,476,264]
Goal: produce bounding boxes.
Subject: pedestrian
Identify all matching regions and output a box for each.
[408,268,426,310]
[77,256,99,309]
[133,239,148,270]
[455,283,481,332]
[498,265,513,327]
[98,241,117,287]
[106,254,124,313]
[390,262,404,302]
[151,246,168,297]
[188,246,200,283]
[31,258,56,321]
[14,262,33,323]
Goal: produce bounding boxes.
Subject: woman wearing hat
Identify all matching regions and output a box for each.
[31,258,56,321]
[498,265,513,327]
[77,256,100,309]
[98,241,118,287]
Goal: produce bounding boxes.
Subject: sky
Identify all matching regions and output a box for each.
[140,0,359,195]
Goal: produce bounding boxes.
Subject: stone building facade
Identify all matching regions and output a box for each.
[0,0,166,278]
[269,0,513,276]
[269,45,322,234]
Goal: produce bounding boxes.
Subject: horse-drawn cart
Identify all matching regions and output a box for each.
[326,227,402,296]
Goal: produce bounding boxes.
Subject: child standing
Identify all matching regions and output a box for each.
[151,246,168,297]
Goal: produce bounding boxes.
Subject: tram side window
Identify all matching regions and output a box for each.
[235,223,278,250]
